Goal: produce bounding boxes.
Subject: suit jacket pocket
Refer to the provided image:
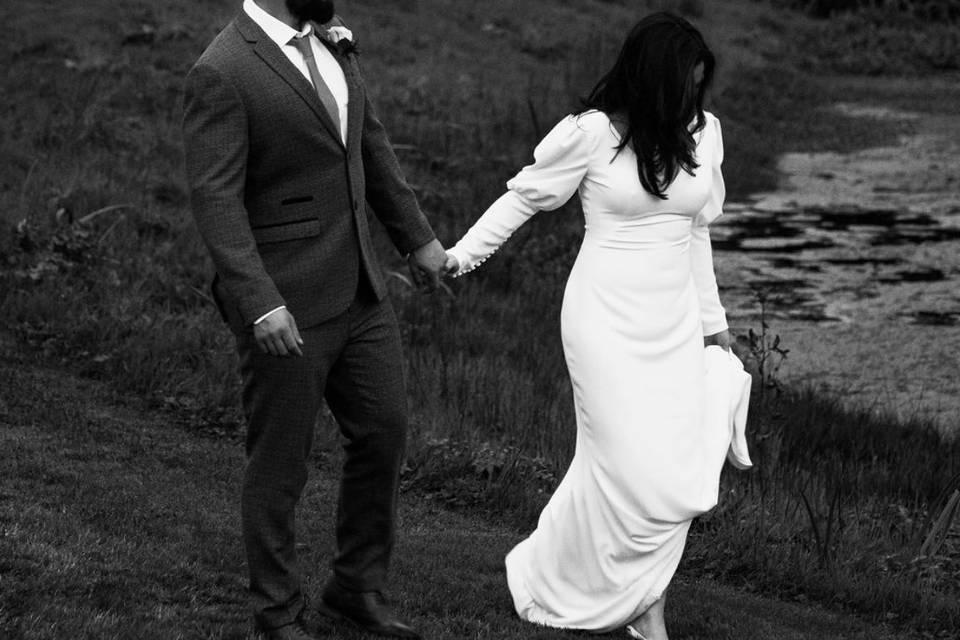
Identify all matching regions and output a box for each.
[251,218,322,245]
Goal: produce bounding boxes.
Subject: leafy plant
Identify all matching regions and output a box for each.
[738,288,790,397]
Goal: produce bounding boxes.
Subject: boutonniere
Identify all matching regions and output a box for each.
[322,25,359,55]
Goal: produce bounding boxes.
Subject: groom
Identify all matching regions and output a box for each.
[182,0,446,638]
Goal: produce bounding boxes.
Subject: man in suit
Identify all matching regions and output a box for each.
[182,1,446,638]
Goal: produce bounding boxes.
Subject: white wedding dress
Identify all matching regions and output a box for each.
[447,110,743,632]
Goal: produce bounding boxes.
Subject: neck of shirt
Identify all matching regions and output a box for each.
[244,0,313,46]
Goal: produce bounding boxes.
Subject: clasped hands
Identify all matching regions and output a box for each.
[255,239,460,357]
[406,238,460,289]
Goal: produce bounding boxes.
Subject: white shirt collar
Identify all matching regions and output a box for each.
[243,0,313,47]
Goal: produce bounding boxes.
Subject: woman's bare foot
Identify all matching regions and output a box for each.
[626,593,668,640]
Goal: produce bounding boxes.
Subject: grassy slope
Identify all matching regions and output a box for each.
[0,350,910,640]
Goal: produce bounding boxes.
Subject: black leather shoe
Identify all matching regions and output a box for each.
[318,584,421,639]
[258,619,321,640]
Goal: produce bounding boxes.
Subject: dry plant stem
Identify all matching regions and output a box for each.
[920,489,960,557]
[746,288,789,397]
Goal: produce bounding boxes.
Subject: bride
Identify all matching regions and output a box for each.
[444,12,749,640]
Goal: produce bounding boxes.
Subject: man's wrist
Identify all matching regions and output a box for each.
[254,306,286,326]
[414,238,436,252]
[402,231,438,257]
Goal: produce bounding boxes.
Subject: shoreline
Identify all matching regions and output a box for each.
[717,101,960,436]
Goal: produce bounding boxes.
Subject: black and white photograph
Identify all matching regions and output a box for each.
[1,0,958,638]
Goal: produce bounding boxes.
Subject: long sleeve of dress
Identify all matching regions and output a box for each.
[690,114,728,335]
[447,114,598,275]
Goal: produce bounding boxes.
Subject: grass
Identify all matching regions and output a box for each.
[1,0,959,636]
[759,0,960,73]
[687,391,960,629]
[0,354,916,640]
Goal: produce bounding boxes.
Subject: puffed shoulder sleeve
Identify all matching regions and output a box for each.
[690,113,728,335]
[506,113,599,211]
[447,113,599,275]
[693,113,725,228]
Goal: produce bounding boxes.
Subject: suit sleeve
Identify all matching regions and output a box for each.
[691,114,728,335]
[182,62,286,326]
[359,88,436,255]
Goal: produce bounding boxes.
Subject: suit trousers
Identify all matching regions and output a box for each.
[236,281,407,630]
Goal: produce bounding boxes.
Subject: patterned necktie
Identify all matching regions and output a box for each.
[289,34,342,141]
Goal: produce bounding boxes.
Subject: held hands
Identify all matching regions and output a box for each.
[408,238,448,291]
[444,252,459,276]
[253,239,456,358]
[254,308,304,357]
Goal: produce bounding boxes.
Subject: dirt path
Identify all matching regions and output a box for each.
[0,351,913,639]
[716,100,960,434]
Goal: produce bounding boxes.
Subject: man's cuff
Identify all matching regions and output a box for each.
[254,306,286,325]
[397,227,437,258]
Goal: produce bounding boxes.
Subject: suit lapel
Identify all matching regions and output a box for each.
[235,12,344,149]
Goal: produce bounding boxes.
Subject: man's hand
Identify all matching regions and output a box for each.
[704,329,732,352]
[408,238,447,291]
[254,308,304,357]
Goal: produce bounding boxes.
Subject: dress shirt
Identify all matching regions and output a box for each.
[243,0,350,326]
[243,0,348,142]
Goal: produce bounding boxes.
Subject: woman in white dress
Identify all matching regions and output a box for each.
[445,13,742,640]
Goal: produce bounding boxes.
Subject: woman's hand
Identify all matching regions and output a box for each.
[704,329,732,351]
[444,252,460,276]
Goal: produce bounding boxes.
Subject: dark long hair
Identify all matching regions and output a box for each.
[578,12,715,199]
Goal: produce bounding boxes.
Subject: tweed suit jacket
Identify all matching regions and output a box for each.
[183,11,435,333]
